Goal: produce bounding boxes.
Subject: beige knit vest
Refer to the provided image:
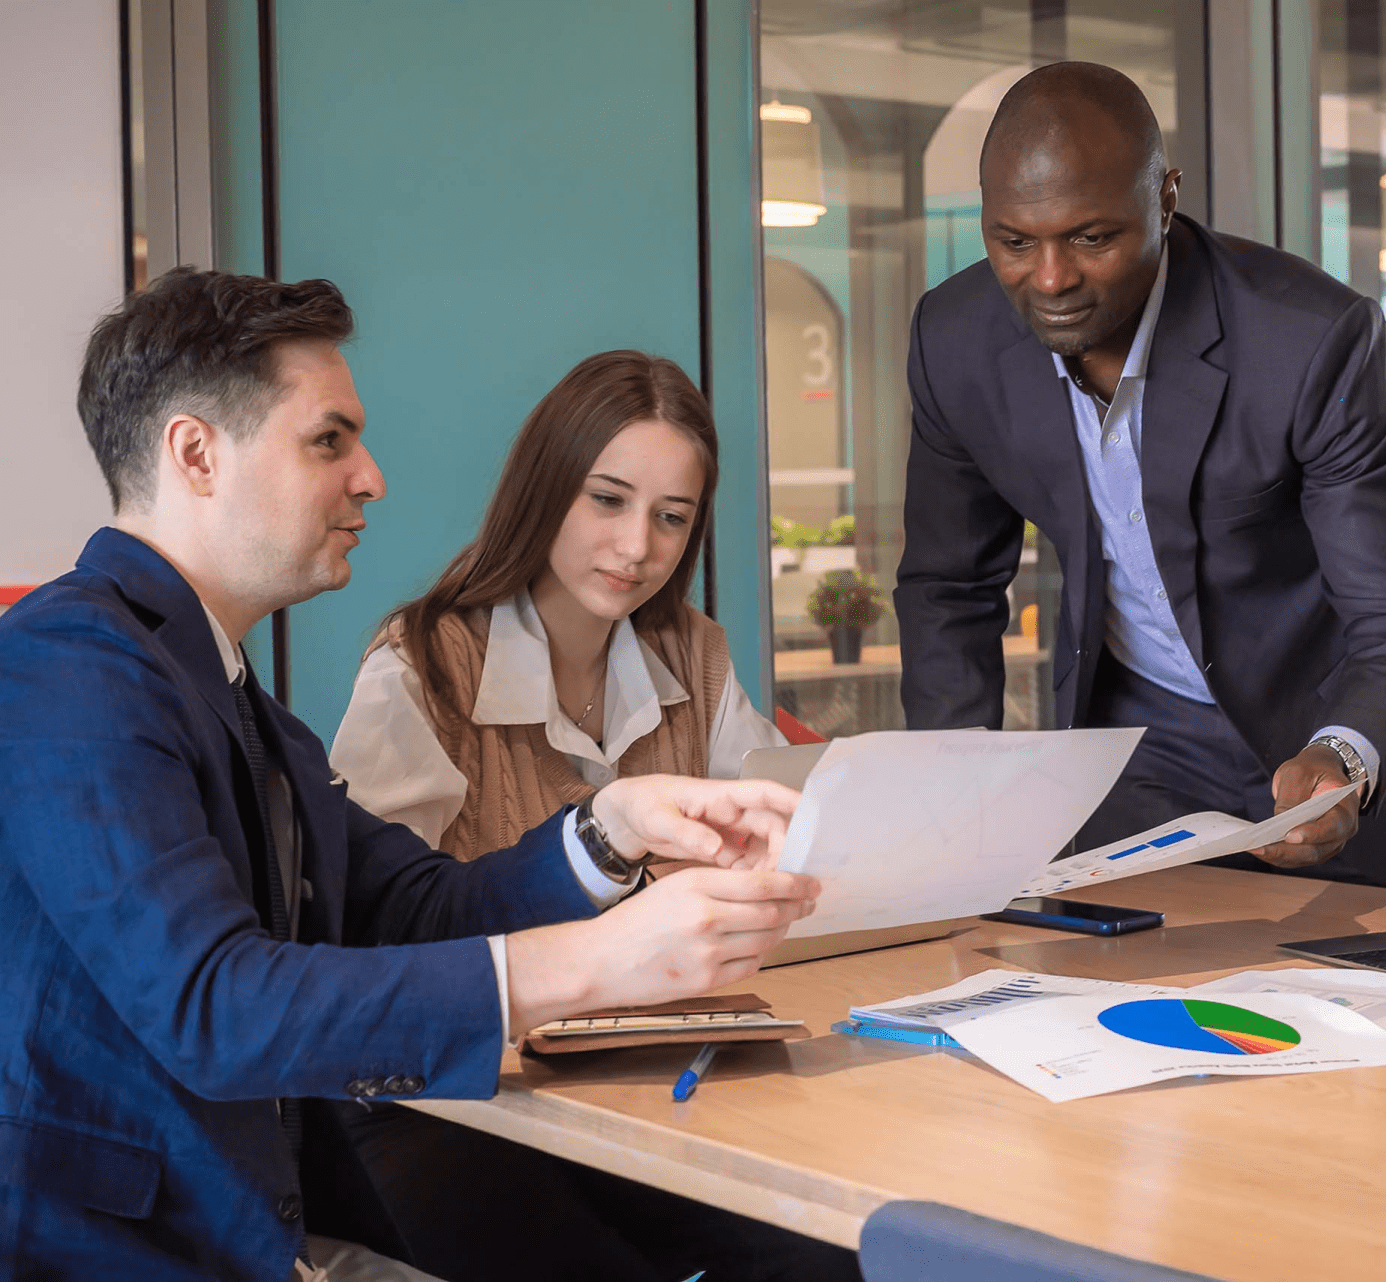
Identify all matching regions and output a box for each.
[430,605,731,861]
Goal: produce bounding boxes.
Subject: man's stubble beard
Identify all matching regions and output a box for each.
[1039,331,1092,358]
[238,533,340,613]
[1006,293,1102,358]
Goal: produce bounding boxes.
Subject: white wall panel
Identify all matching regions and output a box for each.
[1,0,123,584]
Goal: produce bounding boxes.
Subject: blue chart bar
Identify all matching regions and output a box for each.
[1106,829,1196,861]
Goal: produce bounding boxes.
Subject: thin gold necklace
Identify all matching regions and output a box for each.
[573,672,603,728]
[566,641,611,732]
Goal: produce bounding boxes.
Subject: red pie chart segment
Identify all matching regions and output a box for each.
[1212,1030,1296,1055]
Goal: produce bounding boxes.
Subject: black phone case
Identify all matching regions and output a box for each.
[982,906,1163,935]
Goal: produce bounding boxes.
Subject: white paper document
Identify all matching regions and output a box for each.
[849,968,1180,1032]
[1019,782,1359,897]
[1193,967,1386,1031]
[935,989,1386,1103]
[775,728,1143,938]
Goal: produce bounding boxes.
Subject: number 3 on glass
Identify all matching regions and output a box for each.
[802,323,833,387]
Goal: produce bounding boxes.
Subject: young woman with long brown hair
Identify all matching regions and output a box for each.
[319,353,862,1282]
[330,349,783,858]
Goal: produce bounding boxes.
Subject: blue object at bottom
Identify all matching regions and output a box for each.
[833,1019,961,1048]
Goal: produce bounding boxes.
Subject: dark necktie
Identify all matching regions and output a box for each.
[232,680,292,941]
[230,680,305,1177]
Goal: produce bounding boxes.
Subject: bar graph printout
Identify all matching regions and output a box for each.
[848,968,1181,1032]
[1019,782,1359,897]
[775,728,1143,938]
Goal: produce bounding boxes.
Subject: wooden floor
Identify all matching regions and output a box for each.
[410,865,1386,1280]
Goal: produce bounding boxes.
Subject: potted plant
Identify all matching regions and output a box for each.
[770,516,822,576]
[822,514,855,546]
[805,567,889,664]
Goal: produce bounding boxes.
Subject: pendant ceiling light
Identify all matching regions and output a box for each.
[760,100,827,228]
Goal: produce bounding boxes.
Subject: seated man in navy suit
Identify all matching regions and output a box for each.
[0,269,856,1281]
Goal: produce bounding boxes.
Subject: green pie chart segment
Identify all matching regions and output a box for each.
[1098,999,1301,1056]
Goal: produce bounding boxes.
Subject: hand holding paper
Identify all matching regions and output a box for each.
[1252,745,1365,867]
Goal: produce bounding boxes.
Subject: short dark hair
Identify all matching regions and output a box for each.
[78,267,355,510]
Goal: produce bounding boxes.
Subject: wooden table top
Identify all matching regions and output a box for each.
[774,636,1048,683]
[409,866,1386,1280]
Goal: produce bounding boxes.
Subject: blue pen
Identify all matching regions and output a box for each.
[672,1042,719,1101]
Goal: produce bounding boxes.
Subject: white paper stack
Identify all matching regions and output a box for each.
[849,969,1176,1033]
[853,968,1386,1103]
[1192,966,1386,1029]
[776,728,1143,938]
[934,988,1386,1102]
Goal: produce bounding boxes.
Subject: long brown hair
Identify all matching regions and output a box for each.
[383,349,719,731]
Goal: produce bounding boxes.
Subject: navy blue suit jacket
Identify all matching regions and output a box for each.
[897,214,1386,793]
[0,528,598,1280]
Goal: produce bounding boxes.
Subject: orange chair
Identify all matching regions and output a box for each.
[775,706,827,745]
[0,585,35,616]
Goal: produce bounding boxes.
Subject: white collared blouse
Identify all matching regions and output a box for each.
[329,590,785,847]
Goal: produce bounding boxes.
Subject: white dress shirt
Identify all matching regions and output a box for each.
[328,590,785,851]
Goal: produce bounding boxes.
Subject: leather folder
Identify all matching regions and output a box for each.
[519,993,808,1055]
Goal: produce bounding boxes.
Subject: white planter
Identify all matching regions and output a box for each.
[802,547,857,574]
[770,547,801,578]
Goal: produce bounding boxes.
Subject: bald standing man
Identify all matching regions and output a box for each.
[897,62,1386,883]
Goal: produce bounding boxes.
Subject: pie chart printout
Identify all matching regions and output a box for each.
[1097,999,1302,1055]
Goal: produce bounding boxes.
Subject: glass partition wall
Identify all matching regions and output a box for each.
[1318,0,1386,304]
[758,1,1206,737]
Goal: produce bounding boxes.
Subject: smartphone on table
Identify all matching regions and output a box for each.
[981,897,1164,936]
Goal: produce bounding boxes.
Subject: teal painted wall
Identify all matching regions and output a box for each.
[207,0,272,675]
[703,1,770,707]
[272,0,709,741]
[207,0,263,277]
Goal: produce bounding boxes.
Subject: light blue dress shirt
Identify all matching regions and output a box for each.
[1053,249,1379,790]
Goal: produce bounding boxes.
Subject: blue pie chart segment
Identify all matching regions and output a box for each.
[1098,999,1247,1055]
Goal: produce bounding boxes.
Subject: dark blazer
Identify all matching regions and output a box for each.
[896,213,1386,784]
[0,528,597,1281]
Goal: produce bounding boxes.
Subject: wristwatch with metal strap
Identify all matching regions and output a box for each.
[1308,734,1369,788]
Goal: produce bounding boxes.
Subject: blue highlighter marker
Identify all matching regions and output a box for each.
[672,1043,720,1101]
